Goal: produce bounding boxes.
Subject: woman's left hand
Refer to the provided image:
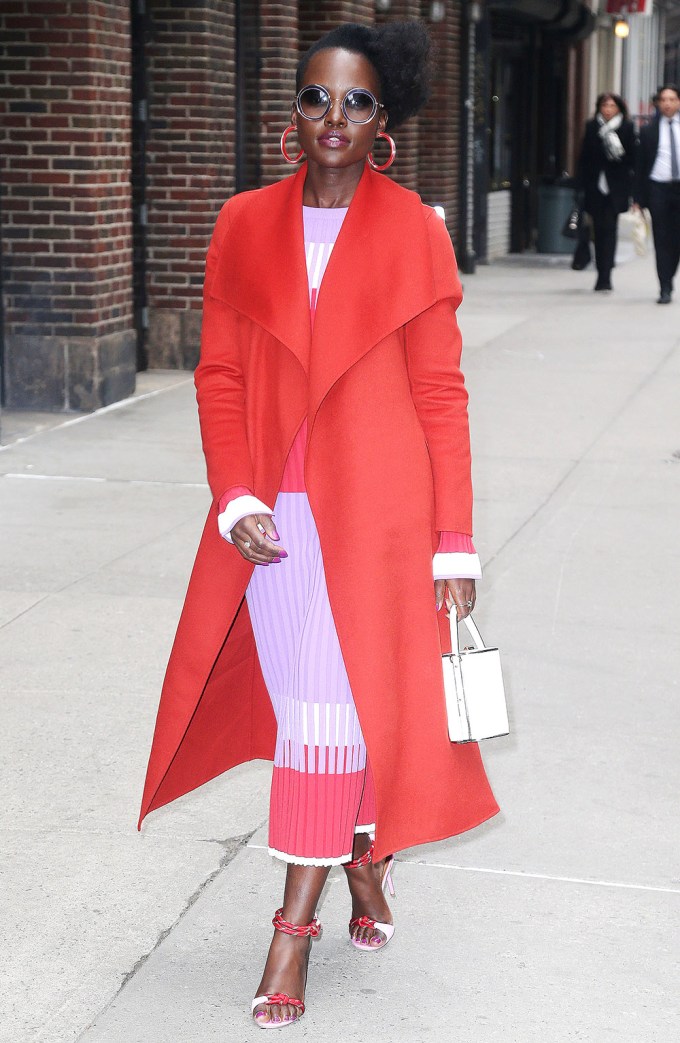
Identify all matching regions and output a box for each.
[435,578,476,620]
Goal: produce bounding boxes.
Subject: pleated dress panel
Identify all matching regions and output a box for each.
[245,205,377,866]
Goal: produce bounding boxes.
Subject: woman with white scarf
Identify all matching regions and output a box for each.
[576,93,637,291]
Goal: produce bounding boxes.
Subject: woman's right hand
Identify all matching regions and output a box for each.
[230,514,288,565]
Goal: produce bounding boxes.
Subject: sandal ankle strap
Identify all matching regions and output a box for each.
[344,840,374,869]
[272,908,321,937]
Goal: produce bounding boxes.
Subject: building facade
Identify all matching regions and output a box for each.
[479,1,596,260]
[1,0,596,412]
[587,1,680,125]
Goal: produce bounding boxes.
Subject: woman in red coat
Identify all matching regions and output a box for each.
[140,21,498,1029]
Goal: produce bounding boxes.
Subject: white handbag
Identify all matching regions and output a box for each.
[630,206,650,257]
[442,613,509,743]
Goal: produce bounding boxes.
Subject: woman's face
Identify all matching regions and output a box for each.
[293,48,387,170]
[599,96,620,121]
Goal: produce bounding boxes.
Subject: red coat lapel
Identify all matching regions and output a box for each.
[208,166,311,376]
[206,163,458,425]
[308,166,455,424]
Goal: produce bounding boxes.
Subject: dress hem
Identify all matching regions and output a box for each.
[355,822,376,836]
[268,846,354,867]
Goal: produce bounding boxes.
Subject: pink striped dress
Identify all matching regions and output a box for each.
[246,206,377,865]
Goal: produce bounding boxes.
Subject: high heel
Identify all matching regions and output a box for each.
[251,909,321,1029]
[382,854,396,898]
[345,840,395,951]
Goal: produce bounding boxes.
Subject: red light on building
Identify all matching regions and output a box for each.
[605,1,652,13]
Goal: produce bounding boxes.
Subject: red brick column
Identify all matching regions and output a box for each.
[298,0,374,54]
[259,2,299,187]
[418,0,463,244]
[375,0,421,193]
[0,0,135,411]
[144,1,235,369]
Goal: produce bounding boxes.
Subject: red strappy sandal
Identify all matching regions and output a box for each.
[345,840,396,951]
[251,908,321,1029]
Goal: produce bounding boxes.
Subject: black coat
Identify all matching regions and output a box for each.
[576,117,637,215]
[635,117,661,208]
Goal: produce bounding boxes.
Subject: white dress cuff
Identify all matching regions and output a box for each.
[433,551,482,581]
[218,494,274,543]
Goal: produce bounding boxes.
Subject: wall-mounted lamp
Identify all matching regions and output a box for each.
[614,18,630,39]
[375,0,391,12]
[429,1,446,22]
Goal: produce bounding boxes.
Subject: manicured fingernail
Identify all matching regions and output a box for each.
[436,599,442,611]
[279,550,288,558]
[271,528,280,540]
[254,1012,266,1020]
[272,556,281,563]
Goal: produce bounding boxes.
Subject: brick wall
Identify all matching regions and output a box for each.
[259,1,299,186]
[375,0,421,192]
[144,0,235,369]
[417,0,463,246]
[298,0,374,54]
[1,0,467,398]
[143,0,440,372]
[0,0,135,410]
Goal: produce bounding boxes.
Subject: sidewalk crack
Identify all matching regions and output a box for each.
[73,831,254,1041]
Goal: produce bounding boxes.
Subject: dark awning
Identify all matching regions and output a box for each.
[489,0,596,40]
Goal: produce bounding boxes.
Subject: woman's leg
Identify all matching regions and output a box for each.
[593,193,618,288]
[343,831,394,947]
[601,200,618,281]
[591,193,610,288]
[253,864,329,1026]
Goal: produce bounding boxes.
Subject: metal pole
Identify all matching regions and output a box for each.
[460,1,479,273]
[0,186,5,408]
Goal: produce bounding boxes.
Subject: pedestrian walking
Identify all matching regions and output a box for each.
[575,92,637,292]
[139,20,498,1029]
[635,84,680,304]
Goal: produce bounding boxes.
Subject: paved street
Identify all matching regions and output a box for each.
[1,240,679,1043]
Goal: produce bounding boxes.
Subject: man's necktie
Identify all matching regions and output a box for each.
[670,119,680,180]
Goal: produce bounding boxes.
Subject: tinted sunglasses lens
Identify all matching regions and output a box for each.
[298,86,329,119]
[344,90,376,123]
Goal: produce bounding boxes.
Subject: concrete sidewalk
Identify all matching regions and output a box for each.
[1,247,679,1043]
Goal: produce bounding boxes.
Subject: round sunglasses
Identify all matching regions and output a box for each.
[295,84,384,125]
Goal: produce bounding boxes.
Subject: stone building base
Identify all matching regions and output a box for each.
[147,308,202,371]
[4,330,137,412]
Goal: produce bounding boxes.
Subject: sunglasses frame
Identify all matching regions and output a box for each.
[295,84,384,125]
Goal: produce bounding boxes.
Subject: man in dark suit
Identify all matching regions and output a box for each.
[635,85,680,304]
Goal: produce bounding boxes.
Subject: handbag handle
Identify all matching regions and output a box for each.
[449,612,485,654]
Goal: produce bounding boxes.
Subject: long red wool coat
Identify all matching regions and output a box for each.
[139,164,499,859]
